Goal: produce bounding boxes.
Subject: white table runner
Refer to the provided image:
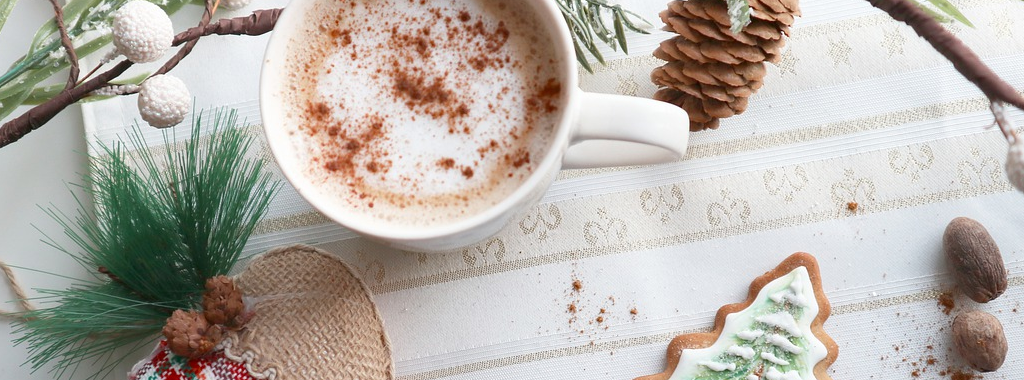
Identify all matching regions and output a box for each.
[79,0,1024,379]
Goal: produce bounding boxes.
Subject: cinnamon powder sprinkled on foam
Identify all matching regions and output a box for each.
[283,0,562,224]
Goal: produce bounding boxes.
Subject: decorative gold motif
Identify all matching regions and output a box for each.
[404,252,429,265]
[353,250,386,284]
[706,189,751,227]
[888,144,934,181]
[763,166,809,202]
[461,238,506,267]
[957,147,1003,186]
[881,26,907,57]
[640,185,686,223]
[519,204,562,241]
[827,38,853,67]
[989,12,1013,39]
[583,208,628,247]
[615,72,641,97]
[775,49,799,76]
[830,169,877,212]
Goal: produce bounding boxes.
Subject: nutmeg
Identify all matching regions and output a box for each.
[952,310,1007,372]
[943,217,1007,303]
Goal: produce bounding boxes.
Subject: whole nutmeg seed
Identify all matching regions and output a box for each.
[953,310,1007,372]
[943,217,1007,303]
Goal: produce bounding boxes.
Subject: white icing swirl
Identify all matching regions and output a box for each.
[736,329,764,341]
[789,277,808,306]
[727,345,756,359]
[767,334,804,354]
[769,278,810,307]
[761,351,790,366]
[765,367,803,380]
[755,312,802,337]
[698,361,736,372]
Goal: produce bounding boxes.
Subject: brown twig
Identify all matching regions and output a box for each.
[96,266,122,284]
[866,0,1024,110]
[172,7,283,46]
[0,60,133,147]
[0,8,282,149]
[48,0,79,90]
[75,60,107,87]
[155,0,217,76]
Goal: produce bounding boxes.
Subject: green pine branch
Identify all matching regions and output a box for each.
[556,0,652,73]
[13,108,279,380]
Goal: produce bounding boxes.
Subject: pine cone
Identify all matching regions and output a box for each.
[202,275,246,328]
[162,309,224,359]
[652,0,800,131]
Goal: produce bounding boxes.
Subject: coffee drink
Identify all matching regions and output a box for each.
[280,0,564,227]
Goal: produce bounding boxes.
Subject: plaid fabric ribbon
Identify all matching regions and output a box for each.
[130,340,254,380]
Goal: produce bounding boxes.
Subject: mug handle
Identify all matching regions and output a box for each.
[563,91,690,169]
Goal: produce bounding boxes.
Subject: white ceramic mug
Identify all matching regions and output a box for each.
[261,0,690,252]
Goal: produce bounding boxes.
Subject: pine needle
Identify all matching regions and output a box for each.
[13,108,279,379]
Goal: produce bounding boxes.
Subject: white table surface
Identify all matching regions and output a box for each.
[0,2,96,379]
[4,1,1024,380]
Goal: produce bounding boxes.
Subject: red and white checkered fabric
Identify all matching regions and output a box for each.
[129,340,255,380]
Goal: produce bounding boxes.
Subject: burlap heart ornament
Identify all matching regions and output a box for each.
[130,244,393,380]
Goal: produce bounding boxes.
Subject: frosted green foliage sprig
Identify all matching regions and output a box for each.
[12,108,279,380]
[555,0,652,73]
[913,0,973,26]
[726,0,752,34]
[0,0,196,121]
[724,0,972,35]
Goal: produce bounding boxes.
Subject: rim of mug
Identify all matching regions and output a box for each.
[260,0,579,242]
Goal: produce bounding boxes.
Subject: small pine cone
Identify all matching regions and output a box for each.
[162,310,224,359]
[652,0,799,131]
[202,275,246,328]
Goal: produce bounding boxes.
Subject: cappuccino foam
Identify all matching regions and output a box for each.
[282,0,563,227]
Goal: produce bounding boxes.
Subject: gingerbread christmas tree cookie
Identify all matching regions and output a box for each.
[637,252,837,380]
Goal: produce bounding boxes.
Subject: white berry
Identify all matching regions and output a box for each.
[1007,140,1024,193]
[138,75,190,128]
[219,0,252,10]
[112,1,173,63]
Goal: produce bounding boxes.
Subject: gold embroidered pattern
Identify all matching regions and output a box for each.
[462,238,507,267]
[519,204,563,241]
[888,144,934,182]
[640,185,686,223]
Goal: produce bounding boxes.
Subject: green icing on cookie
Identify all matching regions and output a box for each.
[668,266,828,380]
